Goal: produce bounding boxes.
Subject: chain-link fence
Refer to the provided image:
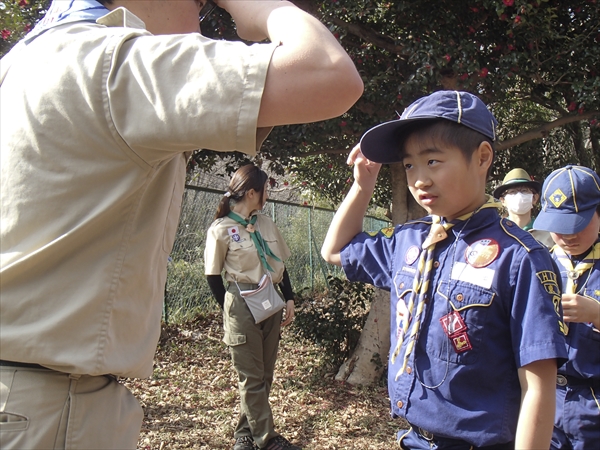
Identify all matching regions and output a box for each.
[164,185,390,323]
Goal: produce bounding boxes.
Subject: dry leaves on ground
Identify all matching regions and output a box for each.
[125,314,405,449]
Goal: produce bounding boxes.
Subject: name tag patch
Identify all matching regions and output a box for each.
[451,262,495,289]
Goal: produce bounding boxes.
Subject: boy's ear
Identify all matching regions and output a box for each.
[475,141,494,172]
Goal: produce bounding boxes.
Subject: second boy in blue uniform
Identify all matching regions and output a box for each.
[322,91,567,449]
[533,165,600,450]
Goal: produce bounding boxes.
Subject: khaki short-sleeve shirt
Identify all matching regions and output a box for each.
[0,9,276,377]
[205,213,291,284]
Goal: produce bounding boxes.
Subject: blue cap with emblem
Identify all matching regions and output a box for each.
[359,90,498,164]
[533,165,600,234]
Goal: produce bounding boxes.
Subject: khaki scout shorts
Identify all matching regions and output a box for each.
[0,365,143,449]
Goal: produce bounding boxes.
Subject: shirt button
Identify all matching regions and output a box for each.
[433,261,440,268]
[397,401,404,409]
[456,293,464,301]
[406,367,412,374]
[399,282,405,289]
[506,220,514,227]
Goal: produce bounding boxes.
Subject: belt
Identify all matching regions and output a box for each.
[0,360,48,370]
[557,374,600,389]
[231,282,259,290]
[412,425,514,449]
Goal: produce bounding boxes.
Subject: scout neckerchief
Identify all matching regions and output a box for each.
[392,196,503,378]
[553,239,600,334]
[227,211,281,272]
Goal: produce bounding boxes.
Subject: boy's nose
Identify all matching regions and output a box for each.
[413,175,432,189]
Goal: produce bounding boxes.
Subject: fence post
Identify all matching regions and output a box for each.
[308,208,314,291]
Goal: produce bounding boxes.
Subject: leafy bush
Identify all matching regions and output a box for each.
[293,276,372,367]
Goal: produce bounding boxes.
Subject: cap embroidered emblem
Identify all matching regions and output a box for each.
[549,189,568,208]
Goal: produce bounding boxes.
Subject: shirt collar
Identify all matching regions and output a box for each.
[23,0,146,43]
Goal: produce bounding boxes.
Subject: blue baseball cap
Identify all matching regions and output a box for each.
[360,90,498,164]
[533,165,600,234]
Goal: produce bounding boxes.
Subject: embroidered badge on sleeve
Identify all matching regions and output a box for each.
[536,270,568,335]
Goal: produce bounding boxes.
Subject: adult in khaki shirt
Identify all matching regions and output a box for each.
[0,0,363,448]
[205,164,297,450]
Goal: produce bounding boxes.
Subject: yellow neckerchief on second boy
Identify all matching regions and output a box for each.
[392,196,503,379]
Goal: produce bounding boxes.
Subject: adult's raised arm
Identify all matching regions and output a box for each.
[220,0,364,127]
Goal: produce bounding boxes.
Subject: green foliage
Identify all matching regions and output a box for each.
[194,0,600,203]
[165,260,216,323]
[293,276,373,366]
[0,0,49,57]
[3,0,598,206]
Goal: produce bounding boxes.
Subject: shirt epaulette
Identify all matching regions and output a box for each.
[498,217,539,253]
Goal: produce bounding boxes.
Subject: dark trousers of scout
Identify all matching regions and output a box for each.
[0,362,143,449]
[224,283,284,449]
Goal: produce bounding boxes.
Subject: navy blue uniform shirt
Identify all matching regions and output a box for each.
[341,207,567,447]
[552,239,600,380]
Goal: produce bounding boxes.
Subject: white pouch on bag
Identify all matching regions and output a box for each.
[239,273,285,324]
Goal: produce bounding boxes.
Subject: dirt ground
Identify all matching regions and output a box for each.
[125,314,406,449]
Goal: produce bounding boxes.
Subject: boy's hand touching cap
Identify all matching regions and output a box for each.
[348,144,382,189]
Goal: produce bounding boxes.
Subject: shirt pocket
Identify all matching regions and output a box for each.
[227,238,259,273]
[431,280,496,365]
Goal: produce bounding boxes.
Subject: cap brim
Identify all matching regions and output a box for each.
[492,180,542,199]
[360,117,443,164]
[532,207,596,234]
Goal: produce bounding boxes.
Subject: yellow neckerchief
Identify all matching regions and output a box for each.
[392,196,502,379]
[553,241,600,295]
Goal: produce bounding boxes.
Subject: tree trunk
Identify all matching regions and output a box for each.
[336,164,424,385]
[334,288,390,385]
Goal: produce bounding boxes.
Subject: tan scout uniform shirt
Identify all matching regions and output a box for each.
[205,214,291,284]
[0,9,276,378]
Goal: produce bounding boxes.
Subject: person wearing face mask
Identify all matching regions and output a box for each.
[493,168,542,230]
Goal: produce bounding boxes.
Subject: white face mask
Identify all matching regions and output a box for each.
[504,192,534,215]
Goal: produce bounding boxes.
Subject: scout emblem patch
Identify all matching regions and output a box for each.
[405,245,420,265]
[465,239,500,268]
[440,311,472,353]
[227,226,242,242]
[549,189,567,208]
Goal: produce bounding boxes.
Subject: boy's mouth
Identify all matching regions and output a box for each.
[419,193,437,205]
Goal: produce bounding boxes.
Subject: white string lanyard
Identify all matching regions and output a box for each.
[414,216,473,390]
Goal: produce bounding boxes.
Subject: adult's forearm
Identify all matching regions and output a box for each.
[222,0,363,126]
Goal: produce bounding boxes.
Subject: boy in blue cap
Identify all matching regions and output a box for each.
[532,165,600,450]
[322,90,567,449]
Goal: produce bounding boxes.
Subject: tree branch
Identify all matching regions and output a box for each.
[295,113,599,157]
[330,17,406,55]
[496,112,599,151]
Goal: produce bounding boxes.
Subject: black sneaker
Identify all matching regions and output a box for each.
[264,435,301,450]
[233,436,258,450]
